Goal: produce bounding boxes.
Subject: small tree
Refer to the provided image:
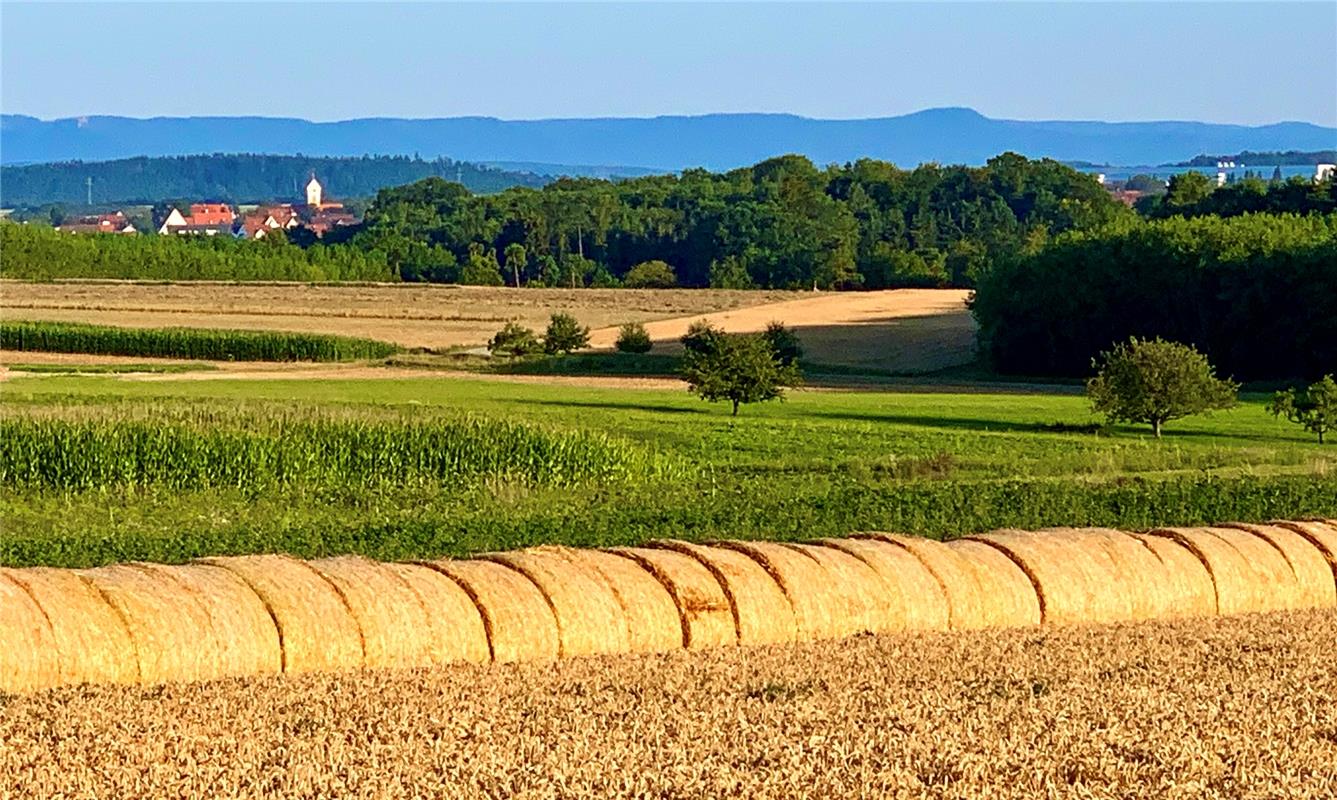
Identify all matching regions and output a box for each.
[615,322,653,354]
[681,320,725,356]
[488,322,541,357]
[1270,375,1336,443]
[763,321,803,366]
[543,312,590,355]
[623,260,678,288]
[503,242,527,288]
[1086,337,1238,438]
[681,332,801,416]
[460,243,504,286]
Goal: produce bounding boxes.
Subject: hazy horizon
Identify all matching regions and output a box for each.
[3,2,1334,127]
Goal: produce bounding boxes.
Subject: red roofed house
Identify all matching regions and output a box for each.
[159,202,237,235]
[240,205,300,239]
[57,211,138,234]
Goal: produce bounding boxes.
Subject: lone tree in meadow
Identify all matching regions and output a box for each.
[1269,375,1336,443]
[543,312,590,355]
[680,327,801,416]
[1086,337,1238,438]
[615,321,653,353]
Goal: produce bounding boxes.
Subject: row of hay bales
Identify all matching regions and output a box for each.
[2,521,1335,693]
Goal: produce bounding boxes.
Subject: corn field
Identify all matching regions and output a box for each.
[0,405,683,492]
[0,320,400,362]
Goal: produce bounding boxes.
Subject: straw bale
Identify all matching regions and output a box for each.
[819,538,949,631]
[1128,533,1217,618]
[716,540,840,641]
[607,547,732,650]
[0,571,60,693]
[654,541,796,646]
[383,563,490,665]
[1063,528,1176,621]
[556,549,682,654]
[1274,520,1337,590]
[309,556,436,669]
[1035,528,1137,623]
[78,564,222,685]
[486,548,630,658]
[943,539,1042,628]
[0,567,138,686]
[1220,523,1336,609]
[868,534,986,630]
[965,530,1095,625]
[132,563,280,679]
[1199,527,1305,612]
[1147,528,1268,617]
[200,555,364,674]
[785,543,894,636]
[427,559,560,663]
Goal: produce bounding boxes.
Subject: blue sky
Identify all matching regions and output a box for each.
[2,2,1334,125]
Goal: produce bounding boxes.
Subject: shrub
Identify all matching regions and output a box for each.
[615,322,653,354]
[1086,337,1238,438]
[623,260,678,289]
[762,322,803,366]
[1270,375,1336,444]
[681,332,802,416]
[488,322,541,357]
[543,313,590,355]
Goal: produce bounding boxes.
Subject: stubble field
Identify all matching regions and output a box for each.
[4,608,1334,799]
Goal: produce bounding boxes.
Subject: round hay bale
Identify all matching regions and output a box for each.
[785,543,894,636]
[653,540,796,646]
[78,564,222,685]
[1064,528,1177,621]
[819,538,949,631]
[1200,527,1305,612]
[486,547,630,658]
[1274,520,1337,590]
[200,555,364,674]
[132,563,281,679]
[606,547,732,650]
[965,530,1096,625]
[0,571,60,693]
[942,539,1042,628]
[716,540,840,641]
[1032,528,1137,623]
[1128,533,1217,618]
[1,567,138,686]
[1147,528,1268,617]
[1221,523,1336,609]
[867,534,987,630]
[383,563,490,665]
[556,549,681,654]
[427,559,559,663]
[308,556,436,670]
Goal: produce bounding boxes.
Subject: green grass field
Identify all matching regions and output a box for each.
[2,373,1332,569]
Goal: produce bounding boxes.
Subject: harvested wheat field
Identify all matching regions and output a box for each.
[1,280,976,372]
[4,609,1334,799]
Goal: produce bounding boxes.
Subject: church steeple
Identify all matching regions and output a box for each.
[305,173,323,208]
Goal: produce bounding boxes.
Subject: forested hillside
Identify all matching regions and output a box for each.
[0,154,548,206]
[352,152,1128,289]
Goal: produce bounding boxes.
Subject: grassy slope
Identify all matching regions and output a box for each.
[2,375,1333,568]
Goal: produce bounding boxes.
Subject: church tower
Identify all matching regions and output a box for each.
[305,174,323,208]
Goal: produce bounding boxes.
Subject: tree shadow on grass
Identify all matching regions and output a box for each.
[804,409,1277,443]
[522,398,707,415]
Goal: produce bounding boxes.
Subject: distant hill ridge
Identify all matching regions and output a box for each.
[4,108,1333,170]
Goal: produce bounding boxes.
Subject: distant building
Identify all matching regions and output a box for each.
[239,205,300,239]
[159,203,237,235]
[1317,164,1336,182]
[57,211,137,235]
[1109,189,1145,207]
[294,174,358,237]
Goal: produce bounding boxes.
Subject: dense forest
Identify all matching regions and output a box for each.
[971,212,1337,382]
[0,154,548,206]
[349,152,1128,289]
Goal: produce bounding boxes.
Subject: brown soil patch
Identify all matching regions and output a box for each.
[4,608,1333,798]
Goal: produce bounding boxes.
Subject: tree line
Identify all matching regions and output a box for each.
[971,212,1337,382]
[350,152,1128,289]
[1139,172,1336,218]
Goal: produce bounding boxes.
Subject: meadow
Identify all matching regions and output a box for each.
[2,372,1332,569]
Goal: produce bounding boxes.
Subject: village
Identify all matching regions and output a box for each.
[53,173,360,238]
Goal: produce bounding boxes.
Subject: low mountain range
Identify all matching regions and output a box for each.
[4,108,1333,171]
